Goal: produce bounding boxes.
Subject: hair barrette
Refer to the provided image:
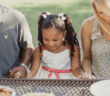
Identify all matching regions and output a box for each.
[42,12,51,19]
[58,13,66,20]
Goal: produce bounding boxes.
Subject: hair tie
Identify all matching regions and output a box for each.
[58,13,66,20]
[42,12,51,19]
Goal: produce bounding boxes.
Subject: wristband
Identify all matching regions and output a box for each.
[20,63,28,71]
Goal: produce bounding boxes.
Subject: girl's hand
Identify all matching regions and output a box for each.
[77,72,96,79]
[13,72,21,78]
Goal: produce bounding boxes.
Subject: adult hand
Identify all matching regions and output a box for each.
[77,72,96,79]
[9,66,27,78]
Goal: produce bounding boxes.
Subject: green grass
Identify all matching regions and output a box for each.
[1,0,94,58]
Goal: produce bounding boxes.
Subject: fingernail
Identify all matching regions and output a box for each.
[18,72,20,75]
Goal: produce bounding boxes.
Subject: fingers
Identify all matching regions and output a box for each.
[83,73,87,79]
[83,73,92,79]
[91,75,96,79]
[77,73,96,79]
[89,75,91,79]
[77,75,82,79]
[77,73,88,79]
[9,69,18,78]
[14,72,21,78]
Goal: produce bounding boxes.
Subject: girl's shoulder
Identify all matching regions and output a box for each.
[34,45,40,51]
[34,45,43,59]
[34,45,44,51]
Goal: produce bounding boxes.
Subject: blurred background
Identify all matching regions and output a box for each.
[0,0,94,58]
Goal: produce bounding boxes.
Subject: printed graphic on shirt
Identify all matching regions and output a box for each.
[4,35,8,39]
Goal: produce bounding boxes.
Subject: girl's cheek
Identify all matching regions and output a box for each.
[43,40,47,44]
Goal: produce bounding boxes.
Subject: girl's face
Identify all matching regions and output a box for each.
[96,6,110,25]
[42,28,66,51]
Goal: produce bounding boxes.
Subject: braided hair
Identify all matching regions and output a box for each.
[38,12,79,56]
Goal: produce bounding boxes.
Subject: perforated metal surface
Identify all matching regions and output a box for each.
[0,79,101,96]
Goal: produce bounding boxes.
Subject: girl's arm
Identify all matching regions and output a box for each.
[71,44,83,78]
[81,17,93,75]
[27,46,41,79]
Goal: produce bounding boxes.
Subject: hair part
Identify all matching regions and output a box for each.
[42,14,65,32]
[38,12,79,56]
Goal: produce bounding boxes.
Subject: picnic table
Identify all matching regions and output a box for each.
[0,78,101,96]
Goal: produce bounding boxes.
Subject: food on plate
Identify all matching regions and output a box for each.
[26,93,37,96]
[0,87,13,96]
[40,93,54,96]
[26,93,54,96]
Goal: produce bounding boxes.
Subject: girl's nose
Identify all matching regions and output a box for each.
[49,41,54,46]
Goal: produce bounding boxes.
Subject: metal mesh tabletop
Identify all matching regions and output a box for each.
[0,78,101,96]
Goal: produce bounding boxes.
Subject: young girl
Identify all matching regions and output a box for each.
[15,12,83,79]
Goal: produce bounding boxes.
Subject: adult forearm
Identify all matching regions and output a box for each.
[21,47,33,66]
[9,46,34,78]
[82,58,92,75]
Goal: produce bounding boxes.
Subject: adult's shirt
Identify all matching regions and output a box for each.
[0,4,32,78]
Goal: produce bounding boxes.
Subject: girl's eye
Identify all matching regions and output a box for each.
[45,39,49,41]
[53,40,57,41]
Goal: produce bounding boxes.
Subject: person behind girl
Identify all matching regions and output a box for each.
[15,12,83,79]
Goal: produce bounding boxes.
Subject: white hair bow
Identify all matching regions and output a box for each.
[42,12,51,19]
[58,13,66,20]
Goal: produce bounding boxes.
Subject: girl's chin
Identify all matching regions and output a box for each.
[50,47,55,50]
[48,46,55,49]
[49,47,57,51]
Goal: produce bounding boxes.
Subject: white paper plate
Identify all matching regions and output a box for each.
[22,92,44,96]
[90,80,110,96]
[0,86,16,96]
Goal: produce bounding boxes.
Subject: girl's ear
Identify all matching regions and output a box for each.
[63,30,67,37]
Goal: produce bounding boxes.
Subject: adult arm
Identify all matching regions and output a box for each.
[10,13,34,78]
[81,17,93,75]
[10,45,34,78]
